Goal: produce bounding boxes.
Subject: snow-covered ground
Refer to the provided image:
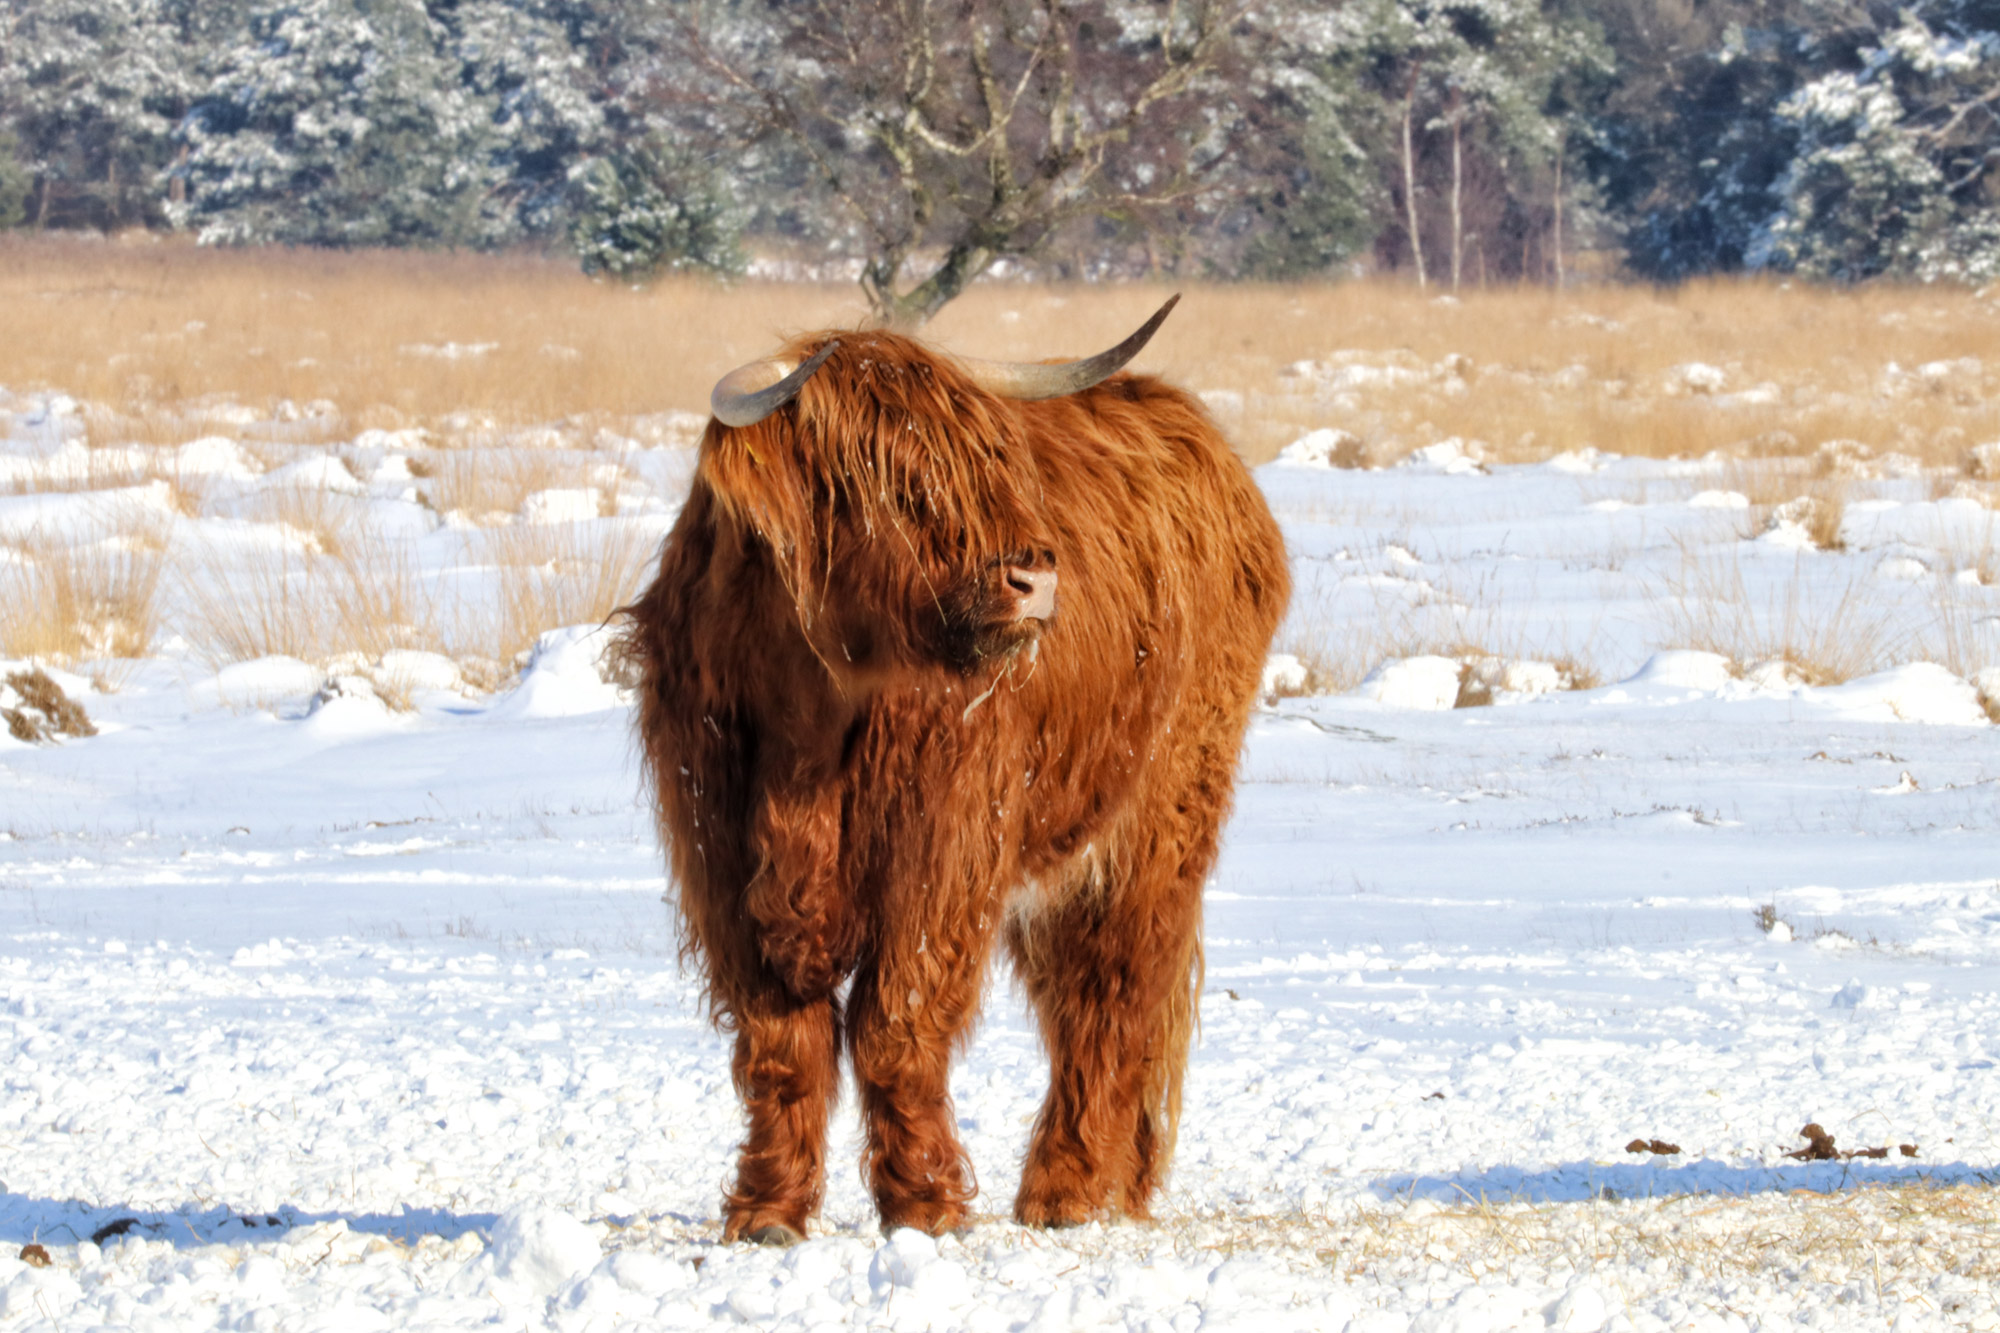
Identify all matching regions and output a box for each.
[4,387,2000,1329]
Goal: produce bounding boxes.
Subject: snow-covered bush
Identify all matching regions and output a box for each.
[566,141,744,280]
[1754,6,2000,283]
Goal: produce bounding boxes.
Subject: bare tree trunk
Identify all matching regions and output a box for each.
[1401,68,1426,291]
[1475,236,1487,288]
[1449,95,1464,294]
[1552,140,1566,290]
[36,174,50,228]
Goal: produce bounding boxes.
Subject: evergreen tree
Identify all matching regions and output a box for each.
[1324,0,1609,287]
[0,130,31,228]
[1755,2,2000,282]
[0,0,223,229]
[567,135,743,278]
[176,0,511,247]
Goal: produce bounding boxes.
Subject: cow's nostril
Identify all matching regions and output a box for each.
[1007,567,1058,622]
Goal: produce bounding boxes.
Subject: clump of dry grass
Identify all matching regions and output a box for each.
[460,522,658,669]
[249,485,364,555]
[1653,545,1900,685]
[1723,462,1850,549]
[182,530,441,668]
[421,447,609,524]
[1,667,97,743]
[0,535,169,665]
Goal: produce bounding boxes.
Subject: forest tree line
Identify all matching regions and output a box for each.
[4,0,1999,323]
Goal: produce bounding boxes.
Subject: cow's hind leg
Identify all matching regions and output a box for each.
[846,934,989,1235]
[1009,793,1215,1226]
[721,990,840,1243]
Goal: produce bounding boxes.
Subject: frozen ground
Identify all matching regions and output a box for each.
[4,395,2000,1328]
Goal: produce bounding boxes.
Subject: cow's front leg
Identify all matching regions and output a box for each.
[722,990,840,1244]
[846,935,988,1234]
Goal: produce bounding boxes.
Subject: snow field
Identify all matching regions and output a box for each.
[6,383,2000,1327]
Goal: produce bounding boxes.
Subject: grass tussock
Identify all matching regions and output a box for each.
[0,535,169,665]
[1653,546,1899,686]
[464,522,658,669]
[1,667,97,743]
[183,533,440,668]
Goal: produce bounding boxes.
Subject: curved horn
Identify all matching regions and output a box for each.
[709,340,840,427]
[956,294,1180,401]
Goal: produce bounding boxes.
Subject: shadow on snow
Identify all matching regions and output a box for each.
[0,1196,503,1250]
[1372,1156,2000,1206]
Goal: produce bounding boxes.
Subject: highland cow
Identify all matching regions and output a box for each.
[619,297,1289,1243]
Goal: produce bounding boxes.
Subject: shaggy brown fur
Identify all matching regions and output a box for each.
[619,327,1288,1239]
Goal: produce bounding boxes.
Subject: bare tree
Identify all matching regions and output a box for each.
[668,0,1258,327]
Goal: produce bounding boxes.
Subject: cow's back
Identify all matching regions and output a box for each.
[1006,374,1288,874]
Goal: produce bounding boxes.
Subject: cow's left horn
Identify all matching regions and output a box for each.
[957,294,1179,401]
[710,340,840,427]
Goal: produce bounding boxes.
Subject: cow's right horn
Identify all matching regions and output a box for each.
[957,294,1179,401]
[710,340,840,427]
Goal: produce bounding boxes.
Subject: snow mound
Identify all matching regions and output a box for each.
[211,656,324,708]
[1544,447,1609,474]
[1688,490,1749,509]
[493,625,630,718]
[171,436,262,481]
[487,1205,600,1299]
[521,488,603,524]
[353,427,430,453]
[1809,663,1988,726]
[1664,362,1727,395]
[1400,438,1488,475]
[0,480,180,543]
[1275,429,1366,470]
[262,456,366,495]
[373,650,463,696]
[1355,656,1461,710]
[1874,555,1930,581]
[867,1230,973,1321]
[1624,651,1738,694]
[1261,653,1308,697]
[304,674,409,738]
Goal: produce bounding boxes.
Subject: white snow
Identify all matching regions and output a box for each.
[1275,427,1365,469]
[1354,655,1463,709]
[7,405,2000,1331]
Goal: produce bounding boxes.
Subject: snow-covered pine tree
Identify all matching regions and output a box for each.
[1755,2,2000,283]
[447,0,611,239]
[175,0,511,247]
[1318,0,1608,287]
[0,0,226,229]
[566,135,743,278]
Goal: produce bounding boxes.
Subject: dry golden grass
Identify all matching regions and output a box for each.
[9,236,2000,466]
[1652,545,1902,685]
[458,521,659,668]
[248,484,364,554]
[1244,1181,2000,1293]
[421,447,610,523]
[0,535,169,666]
[183,532,440,668]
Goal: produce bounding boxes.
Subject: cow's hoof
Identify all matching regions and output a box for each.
[878,1200,969,1237]
[745,1223,804,1247]
[1013,1192,1098,1230]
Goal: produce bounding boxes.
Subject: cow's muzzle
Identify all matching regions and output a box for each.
[1005,565,1058,622]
